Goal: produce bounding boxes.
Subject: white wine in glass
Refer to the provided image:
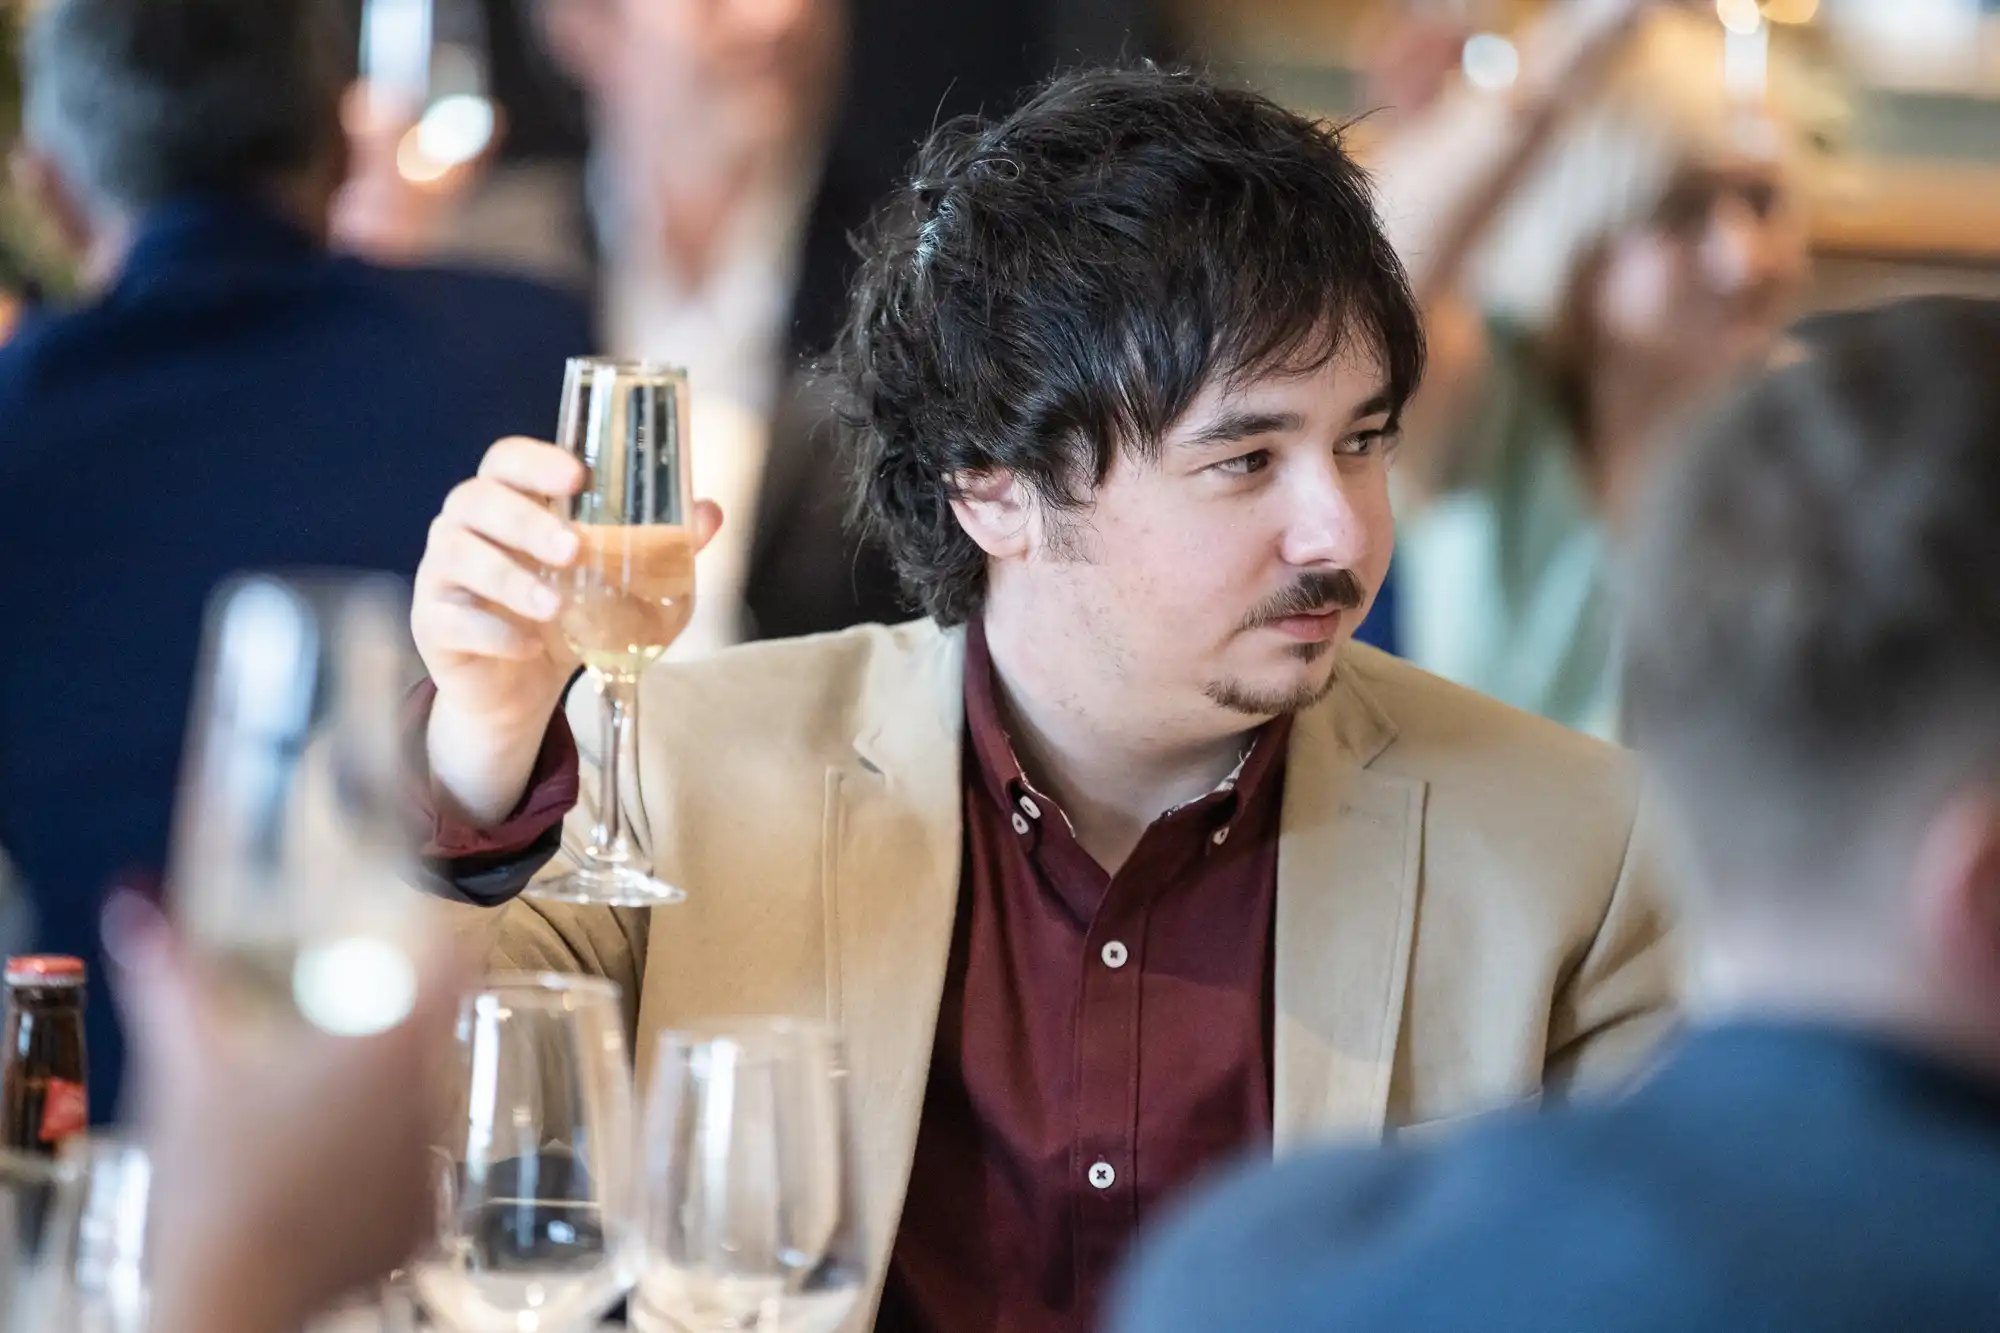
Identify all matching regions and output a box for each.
[560,523,697,680]
[533,357,695,907]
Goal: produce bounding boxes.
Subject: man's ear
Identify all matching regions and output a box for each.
[948,469,1034,561]
[1912,790,2000,1005]
[10,144,92,257]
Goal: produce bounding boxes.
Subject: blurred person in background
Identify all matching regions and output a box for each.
[1341,6,1474,658]
[541,0,849,655]
[332,0,599,289]
[0,0,593,1119]
[532,0,1173,652]
[1371,0,1821,736]
[1111,294,2000,1333]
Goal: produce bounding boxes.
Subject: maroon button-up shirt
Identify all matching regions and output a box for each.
[418,626,1289,1333]
[875,623,1287,1333]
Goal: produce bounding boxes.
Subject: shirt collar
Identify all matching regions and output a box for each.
[961,616,1293,831]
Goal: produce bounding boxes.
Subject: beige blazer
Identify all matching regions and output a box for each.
[469,620,1678,1325]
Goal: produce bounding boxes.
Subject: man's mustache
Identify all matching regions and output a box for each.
[1239,570,1365,632]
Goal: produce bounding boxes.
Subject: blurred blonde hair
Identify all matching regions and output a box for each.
[1470,8,1838,332]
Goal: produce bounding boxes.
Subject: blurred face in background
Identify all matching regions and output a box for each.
[1591,154,1810,383]
[545,0,844,161]
[542,0,844,280]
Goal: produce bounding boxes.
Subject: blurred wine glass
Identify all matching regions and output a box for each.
[413,974,641,1333]
[339,0,499,260]
[632,1019,867,1333]
[167,572,431,1039]
[0,1147,75,1332]
[41,1136,150,1333]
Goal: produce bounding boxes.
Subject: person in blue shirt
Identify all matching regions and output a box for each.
[1111,296,2000,1333]
[0,0,593,1118]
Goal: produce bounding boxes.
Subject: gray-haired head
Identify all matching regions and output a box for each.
[22,0,352,221]
[1626,296,2000,913]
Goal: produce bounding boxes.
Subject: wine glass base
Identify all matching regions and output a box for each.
[526,866,686,908]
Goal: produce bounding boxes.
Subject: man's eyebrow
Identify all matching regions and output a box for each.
[1351,391,1394,423]
[1175,393,1398,450]
[1176,410,1305,450]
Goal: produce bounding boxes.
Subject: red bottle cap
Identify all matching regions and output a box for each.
[5,956,86,987]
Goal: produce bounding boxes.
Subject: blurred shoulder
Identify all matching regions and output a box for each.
[1112,1106,1637,1333]
[0,303,114,465]
[1110,1139,1445,1333]
[338,257,595,351]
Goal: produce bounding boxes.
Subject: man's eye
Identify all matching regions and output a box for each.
[1337,430,1394,458]
[1212,450,1271,476]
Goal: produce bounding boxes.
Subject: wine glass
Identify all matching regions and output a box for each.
[531,357,696,908]
[413,974,642,1333]
[41,1137,151,1333]
[0,1148,75,1332]
[357,0,495,171]
[631,1020,868,1333]
[167,573,431,1038]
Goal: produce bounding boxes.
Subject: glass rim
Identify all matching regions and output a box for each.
[473,971,624,1006]
[55,1132,148,1166]
[653,1015,844,1057]
[563,355,690,383]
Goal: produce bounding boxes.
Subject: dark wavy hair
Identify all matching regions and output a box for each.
[831,64,1426,626]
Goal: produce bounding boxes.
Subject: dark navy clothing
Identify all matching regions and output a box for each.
[0,196,593,1115]
[1115,1022,2000,1333]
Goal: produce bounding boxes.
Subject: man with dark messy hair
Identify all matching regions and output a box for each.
[407,65,1677,1333]
[837,68,1423,647]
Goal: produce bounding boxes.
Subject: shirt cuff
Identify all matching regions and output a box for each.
[405,678,580,862]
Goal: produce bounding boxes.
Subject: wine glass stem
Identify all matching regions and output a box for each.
[585,673,639,869]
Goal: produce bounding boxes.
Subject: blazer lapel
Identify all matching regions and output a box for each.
[825,625,967,1315]
[1273,656,1426,1148]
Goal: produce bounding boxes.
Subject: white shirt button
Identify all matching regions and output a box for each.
[1211,826,1230,847]
[1088,1161,1116,1190]
[1019,794,1042,820]
[1100,940,1129,969]
[1011,812,1031,836]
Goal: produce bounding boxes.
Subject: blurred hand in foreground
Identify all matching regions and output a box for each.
[104,891,471,1333]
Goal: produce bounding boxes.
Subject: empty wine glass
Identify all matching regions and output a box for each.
[413,974,641,1333]
[168,573,431,1038]
[632,1019,867,1333]
[41,1137,150,1333]
[530,357,696,908]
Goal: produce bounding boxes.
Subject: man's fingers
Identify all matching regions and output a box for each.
[477,437,586,499]
[440,479,579,568]
[426,526,561,623]
[420,597,549,661]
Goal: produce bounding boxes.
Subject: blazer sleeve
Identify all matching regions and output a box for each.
[481,897,651,1048]
[475,677,661,1046]
[1541,794,1684,1097]
[417,678,653,1049]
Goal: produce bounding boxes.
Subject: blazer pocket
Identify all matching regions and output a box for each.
[1389,1090,1544,1146]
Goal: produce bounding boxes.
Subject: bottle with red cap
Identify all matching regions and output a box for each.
[2,955,88,1155]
